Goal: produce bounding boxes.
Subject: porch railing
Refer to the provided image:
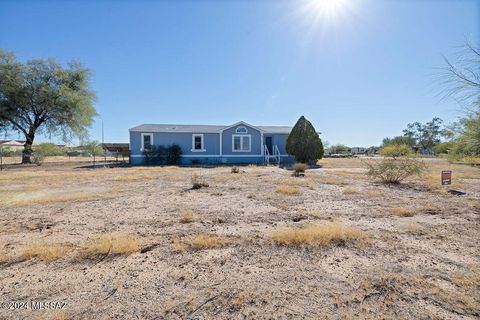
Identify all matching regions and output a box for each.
[264,144,281,165]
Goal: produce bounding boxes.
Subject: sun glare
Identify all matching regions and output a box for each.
[309,0,348,18]
[296,0,355,38]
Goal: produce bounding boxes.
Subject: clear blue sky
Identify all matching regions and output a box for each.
[0,0,478,146]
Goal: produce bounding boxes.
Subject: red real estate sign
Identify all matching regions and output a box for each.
[441,170,452,185]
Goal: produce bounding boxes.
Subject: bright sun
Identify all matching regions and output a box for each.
[307,0,348,18]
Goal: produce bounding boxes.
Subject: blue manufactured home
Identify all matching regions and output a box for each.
[129,121,295,165]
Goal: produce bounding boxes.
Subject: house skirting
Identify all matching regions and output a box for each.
[130,154,293,165]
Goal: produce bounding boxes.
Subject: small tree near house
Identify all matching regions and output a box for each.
[286,116,324,164]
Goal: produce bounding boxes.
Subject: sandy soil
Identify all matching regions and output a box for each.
[0,158,479,319]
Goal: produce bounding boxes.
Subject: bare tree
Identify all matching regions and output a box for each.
[440,40,480,113]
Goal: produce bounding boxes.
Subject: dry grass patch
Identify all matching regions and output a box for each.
[212,174,241,183]
[388,207,416,217]
[179,210,194,223]
[365,189,383,197]
[0,189,115,207]
[182,234,232,251]
[452,271,480,289]
[343,187,358,194]
[21,242,70,262]
[271,223,366,247]
[320,176,349,186]
[112,173,158,182]
[281,178,313,187]
[78,234,141,260]
[276,185,301,195]
[0,225,22,234]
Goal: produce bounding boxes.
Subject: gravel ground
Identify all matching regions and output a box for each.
[0,158,479,319]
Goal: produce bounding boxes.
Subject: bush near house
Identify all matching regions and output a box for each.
[143,144,182,165]
[286,116,324,163]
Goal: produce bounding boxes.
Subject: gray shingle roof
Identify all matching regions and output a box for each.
[129,123,293,134]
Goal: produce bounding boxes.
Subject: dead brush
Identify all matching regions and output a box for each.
[319,176,349,186]
[276,185,302,195]
[271,223,366,247]
[191,173,209,189]
[21,242,71,262]
[388,207,416,217]
[179,210,194,223]
[77,234,141,260]
[180,234,232,251]
[343,187,358,194]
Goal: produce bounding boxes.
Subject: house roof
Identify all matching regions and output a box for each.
[0,140,25,146]
[129,123,293,134]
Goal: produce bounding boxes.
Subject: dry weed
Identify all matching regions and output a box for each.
[343,187,358,194]
[22,242,70,261]
[276,185,301,195]
[179,210,194,223]
[181,234,232,250]
[78,234,141,260]
[388,207,416,217]
[271,223,366,247]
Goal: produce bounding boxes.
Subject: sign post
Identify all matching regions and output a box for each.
[441,170,452,185]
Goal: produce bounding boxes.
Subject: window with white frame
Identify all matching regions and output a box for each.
[141,133,153,151]
[191,134,205,151]
[232,135,251,152]
[235,126,248,134]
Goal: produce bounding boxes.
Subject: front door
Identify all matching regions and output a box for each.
[265,137,273,154]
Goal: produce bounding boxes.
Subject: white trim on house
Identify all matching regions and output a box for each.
[219,133,223,156]
[232,134,251,152]
[235,126,248,133]
[141,133,153,152]
[191,134,206,152]
[260,132,264,156]
[218,121,263,133]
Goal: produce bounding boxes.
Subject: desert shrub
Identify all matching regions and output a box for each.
[143,144,182,165]
[343,187,358,194]
[78,234,141,260]
[433,141,454,154]
[271,223,366,247]
[382,136,416,147]
[166,144,182,164]
[293,163,308,173]
[179,210,194,223]
[276,185,301,195]
[365,158,425,184]
[31,151,45,165]
[286,116,324,163]
[0,147,21,157]
[388,207,416,217]
[22,242,69,261]
[33,143,66,156]
[380,144,412,159]
[231,166,240,173]
[191,173,208,189]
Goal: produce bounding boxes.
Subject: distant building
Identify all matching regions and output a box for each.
[102,143,130,159]
[0,140,25,151]
[351,147,366,155]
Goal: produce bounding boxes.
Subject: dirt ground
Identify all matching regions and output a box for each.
[0,158,479,319]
